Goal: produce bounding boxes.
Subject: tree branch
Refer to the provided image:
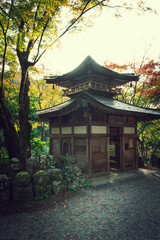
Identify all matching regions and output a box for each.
[34,17,50,63]
[33,1,41,31]
[33,0,93,63]
[0,0,14,99]
[30,0,150,64]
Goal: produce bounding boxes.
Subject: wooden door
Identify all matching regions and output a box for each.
[109,127,120,169]
[92,137,107,172]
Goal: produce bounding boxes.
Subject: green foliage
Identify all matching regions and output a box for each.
[1,0,154,166]
[56,154,76,169]
[83,182,90,188]
[0,129,10,172]
[56,155,68,169]
[105,60,160,166]
[29,73,67,111]
[30,129,49,157]
[0,0,99,165]
[68,181,90,192]
[0,146,9,162]
[137,120,160,163]
[69,187,77,192]
[40,155,56,170]
[34,194,49,201]
[0,145,11,174]
[0,146,10,174]
[29,95,39,121]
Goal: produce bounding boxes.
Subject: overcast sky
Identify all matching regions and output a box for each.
[40,0,160,75]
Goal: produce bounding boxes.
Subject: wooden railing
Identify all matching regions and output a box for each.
[63,81,121,96]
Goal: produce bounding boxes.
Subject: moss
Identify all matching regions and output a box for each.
[15,171,31,186]
[34,184,52,199]
[47,168,63,181]
[33,170,49,186]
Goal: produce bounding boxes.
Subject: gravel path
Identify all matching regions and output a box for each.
[1,170,160,240]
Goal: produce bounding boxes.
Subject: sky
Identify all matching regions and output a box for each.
[41,0,160,75]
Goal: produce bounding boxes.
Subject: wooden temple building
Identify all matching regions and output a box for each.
[38,56,160,176]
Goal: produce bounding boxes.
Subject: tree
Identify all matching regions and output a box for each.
[29,65,67,141]
[137,59,160,108]
[0,0,155,169]
[104,58,160,107]
[104,59,160,164]
[0,0,19,162]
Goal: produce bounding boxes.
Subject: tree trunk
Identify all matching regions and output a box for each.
[0,64,32,169]
[0,99,19,159]
[138,138,145,164]
[18,66,32,170]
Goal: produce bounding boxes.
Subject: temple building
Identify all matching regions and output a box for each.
[38,56,160,176]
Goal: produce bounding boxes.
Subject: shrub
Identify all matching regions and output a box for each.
[40,155,56,170]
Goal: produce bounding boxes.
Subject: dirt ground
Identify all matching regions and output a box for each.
[0,169,160,240]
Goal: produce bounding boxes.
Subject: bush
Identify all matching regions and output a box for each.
[31,137,49,157]
[56,154,76,169]
[0,147,10,174]
[40,155,56,170]
[30,127,49,157]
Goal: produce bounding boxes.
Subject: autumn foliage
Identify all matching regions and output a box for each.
[138,60,160,104]
[104,58,160,165]
[104,58,160,108]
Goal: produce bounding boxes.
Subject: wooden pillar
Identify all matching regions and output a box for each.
[86,136,89,174]
[71,136,74,155]
[57,117,61,156]
[49,123,52,154]
[106,135,110,172]
[88,135,93,176]
[135,135,138,169]
[120,134,125,171]
[71,126,74,154]
[87,120,92,176]
[49,137,52,155]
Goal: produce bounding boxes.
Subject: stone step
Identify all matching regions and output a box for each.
[88,170,141,187]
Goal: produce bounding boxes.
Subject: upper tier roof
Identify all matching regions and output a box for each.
[45,56,139,89]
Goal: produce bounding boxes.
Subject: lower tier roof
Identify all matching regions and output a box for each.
[38,92,160,121]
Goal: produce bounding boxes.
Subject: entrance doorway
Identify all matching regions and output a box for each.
[109,127,120,170]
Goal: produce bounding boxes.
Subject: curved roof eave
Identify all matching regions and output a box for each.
[37,98,75,116]
[89,93,160,116]
[46,56,139,85]
[37,92,160,121]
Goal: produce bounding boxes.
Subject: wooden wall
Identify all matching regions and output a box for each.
[74,137,87,172]
[49,111,138,175]
[91,136,107,173]
[123,135,137,169]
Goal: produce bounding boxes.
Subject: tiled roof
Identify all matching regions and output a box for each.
[38,92,160,120]
[46,56,139,88]
[38,98,74,115]
[90,93,160,116]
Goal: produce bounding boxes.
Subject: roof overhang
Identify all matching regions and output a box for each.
[45,56,139,88]
[38,92,160,122]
